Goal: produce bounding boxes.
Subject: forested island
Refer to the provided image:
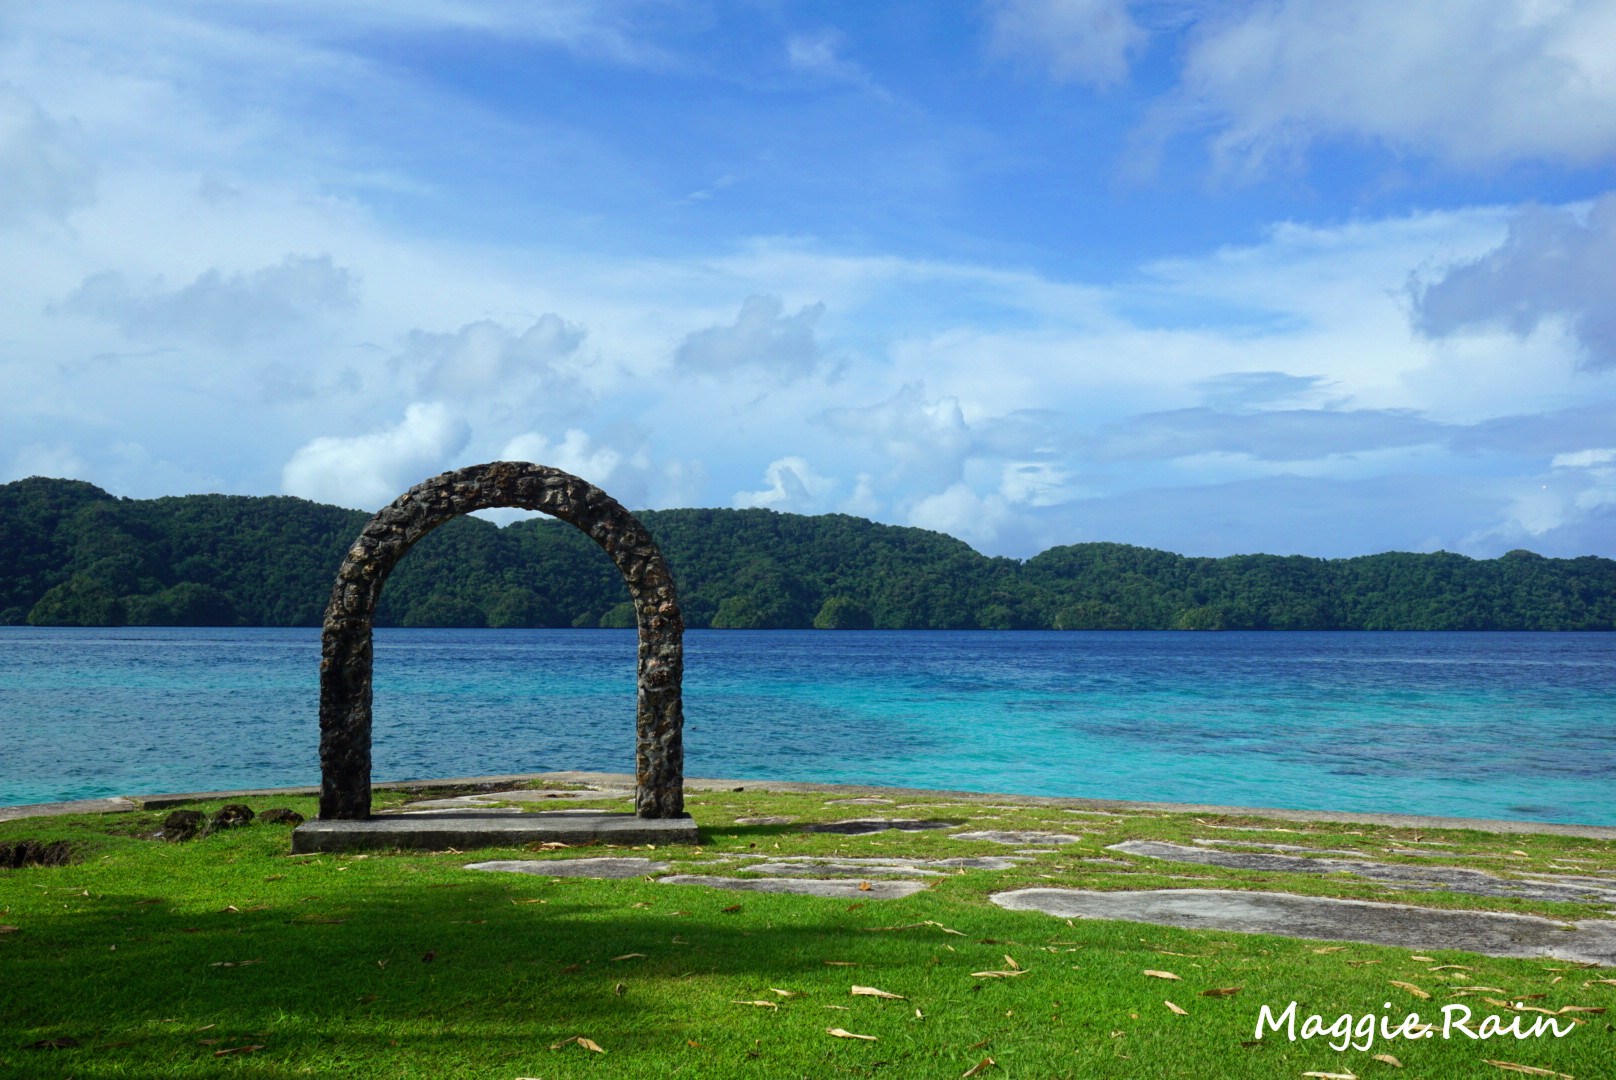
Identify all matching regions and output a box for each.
[3,475,1614,630]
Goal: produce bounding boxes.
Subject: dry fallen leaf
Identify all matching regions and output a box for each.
[732,1000,779,1009]
[826,1028,877,1041]
[1300,1072,1357,1079]
[1143,970,1181,980]
[212,1045,264,1057]
[577,1038,605,1053]
[961,1057,996,1078]
[1389,981,1430,999]
[1409,956,1436,962]
[1201,986,1242,997]
[1164,1000,1187,1015]
[0,925,18,934]
[858,881,872,891]
[1312,946,1346,953]
[824,961,858,966]
[769,988,800,998]
[851,985,904,999]
[1373,1053,1404,1067]
[1003,955,1021,970]
[1482,1062,1573,1079]
[611,953,646,961]
[511,899,547,905]
[721,904,742,913]
[971,970,1030,978]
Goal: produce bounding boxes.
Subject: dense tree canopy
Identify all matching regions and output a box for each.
[2,477,1613,630]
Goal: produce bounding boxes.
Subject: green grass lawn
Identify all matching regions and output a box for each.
[2,785,1613,1079]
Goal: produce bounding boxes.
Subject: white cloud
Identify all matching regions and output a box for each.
[906,482,1016,550]
[6,441,87,482]
[986,0,1145,89]
[0,83,96,224]
[60,254,358,346]
[1552,447,1616,469]
[1411,194,1616,368]
[674,294,824,378]
[821,384,973,488]
[786,29,879,89]
[393,314,585,397]
[494,427,704,512]
[281,402,470,509]
[1165,0,1616,173]
[733,456,839,513]
[500,428,624,489]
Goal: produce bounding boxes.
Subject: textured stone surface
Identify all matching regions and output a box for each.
[1190,839,1369,856]
[658,875,930,899]
[317,462,684,820]
[802,818,960,835]
[465,857,669,878]
[202,803,255,836]
[1110,840,1616,904]
[952,830,1085,845]
[161,809,204,842]
[259,808,305,826]
[742,855,1024,878]
[734,815,795,826]
[991,888,1616,966]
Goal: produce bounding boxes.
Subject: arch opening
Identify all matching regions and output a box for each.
[317,461,684,820]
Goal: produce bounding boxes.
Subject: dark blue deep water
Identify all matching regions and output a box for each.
[1,628,1612,825]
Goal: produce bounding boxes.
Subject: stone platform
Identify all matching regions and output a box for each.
[290,809,698,853]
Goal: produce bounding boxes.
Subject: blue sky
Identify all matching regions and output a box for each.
[6,1,1616,559]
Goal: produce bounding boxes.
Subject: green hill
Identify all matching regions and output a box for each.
[2,476,1613,630]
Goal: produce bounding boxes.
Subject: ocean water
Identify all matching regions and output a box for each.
[1,627,1612,825]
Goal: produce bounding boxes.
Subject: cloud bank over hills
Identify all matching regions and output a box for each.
[4,1,1616,559]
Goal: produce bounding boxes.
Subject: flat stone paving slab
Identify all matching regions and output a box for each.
[740,855,1025,878]
[401,789,635,810]
[991,887,1616,967]
[658,875,929,900]
[291,811,698,853]
[953,830,1085,845]
[1109,840,1616,905]
[465,857,668,878]
[802,818,960,835]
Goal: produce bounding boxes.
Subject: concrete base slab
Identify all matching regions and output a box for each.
[1109,840,1616,905]
[465,857,668,878]
[991,887,1616,967]
[0,796,137,823]
[658,875,929,900]
[290,811,698,853]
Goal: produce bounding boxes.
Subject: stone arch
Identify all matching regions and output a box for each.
[317,461,684,820]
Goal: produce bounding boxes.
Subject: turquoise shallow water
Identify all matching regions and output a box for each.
[1,627,1612,825]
